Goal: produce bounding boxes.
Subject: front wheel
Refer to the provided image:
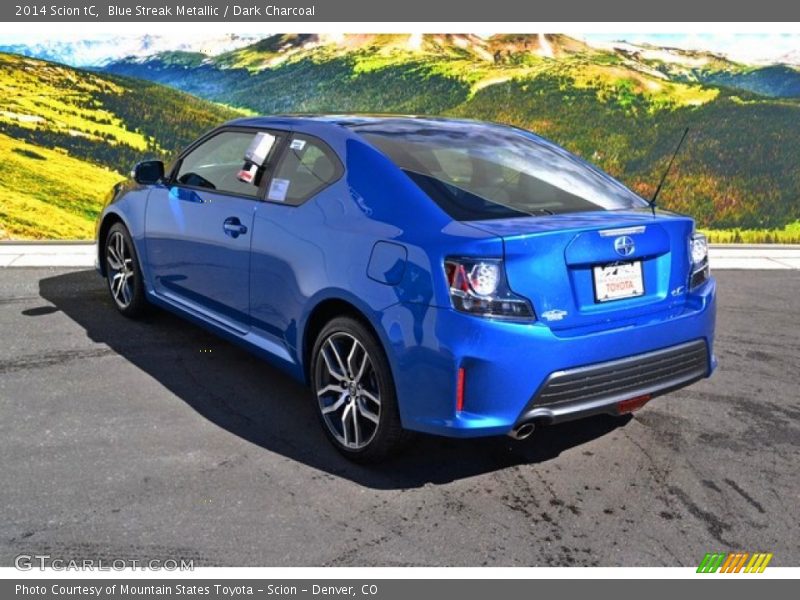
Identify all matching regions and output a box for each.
[311,317,407,462]
[104,222,148,318]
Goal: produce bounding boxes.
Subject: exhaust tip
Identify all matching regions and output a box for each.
[508,422,536,440]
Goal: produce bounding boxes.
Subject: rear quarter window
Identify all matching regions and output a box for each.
[266,135,343,205]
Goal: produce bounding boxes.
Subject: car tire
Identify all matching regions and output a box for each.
[311,316,407,463]
[104,222,148,318]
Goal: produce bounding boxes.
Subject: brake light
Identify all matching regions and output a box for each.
[444,257,534,320]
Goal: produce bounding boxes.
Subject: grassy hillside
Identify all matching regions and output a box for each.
[700,221,800,244]
[102,34,800,235]
[0,53,241,239]
[0,133,123,239]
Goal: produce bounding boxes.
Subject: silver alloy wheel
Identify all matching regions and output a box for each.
[315,332,381,450]
[106,230,135,309]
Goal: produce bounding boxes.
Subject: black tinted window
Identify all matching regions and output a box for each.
[355,120,648,220]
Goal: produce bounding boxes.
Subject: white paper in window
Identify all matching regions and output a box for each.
[267,178,290,202]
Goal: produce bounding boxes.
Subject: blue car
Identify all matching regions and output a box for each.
[96,115,716,462]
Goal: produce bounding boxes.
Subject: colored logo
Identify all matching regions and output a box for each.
[614,235,635,257]
[697,552,773,573]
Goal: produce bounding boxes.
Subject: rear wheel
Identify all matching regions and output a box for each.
[104,222,147,318]
[311,317,406,462]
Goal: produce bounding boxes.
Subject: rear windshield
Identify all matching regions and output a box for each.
[355,121,648,220]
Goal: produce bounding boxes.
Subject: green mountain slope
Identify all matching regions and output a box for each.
[700,65,800,98]
[0,53,241,239]
[102,34,800,231]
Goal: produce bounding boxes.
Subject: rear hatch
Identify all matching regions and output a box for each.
[468,211,695,331]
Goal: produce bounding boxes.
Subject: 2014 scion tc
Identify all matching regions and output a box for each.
[96,115,716,462]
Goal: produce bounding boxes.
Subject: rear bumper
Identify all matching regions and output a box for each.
[513,338,709,426]
[382,277,716,438]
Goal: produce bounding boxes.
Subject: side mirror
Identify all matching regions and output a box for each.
[131,160,164,185]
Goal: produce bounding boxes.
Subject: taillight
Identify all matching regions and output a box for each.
[689,232,710,289]
[444,257,534,320]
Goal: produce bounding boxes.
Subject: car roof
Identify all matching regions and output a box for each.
[224,114,510,137]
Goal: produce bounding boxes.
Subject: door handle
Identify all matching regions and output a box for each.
[223,217,248,238]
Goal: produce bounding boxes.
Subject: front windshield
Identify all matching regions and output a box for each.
[353,120,649,221]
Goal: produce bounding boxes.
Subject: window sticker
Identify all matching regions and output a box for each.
[289,139,307,151]
[267,178,291,202]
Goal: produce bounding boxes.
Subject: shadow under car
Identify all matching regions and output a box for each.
[35,269,630,490]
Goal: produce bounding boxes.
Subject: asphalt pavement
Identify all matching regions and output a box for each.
[0,268,798,567]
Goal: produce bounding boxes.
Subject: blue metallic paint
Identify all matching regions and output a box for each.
[96,115,717,438]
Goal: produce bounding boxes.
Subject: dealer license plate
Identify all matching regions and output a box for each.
[593,261,644,302]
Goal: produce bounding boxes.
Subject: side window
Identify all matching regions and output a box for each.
[266,135,342,205]
[176,130,276,197]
